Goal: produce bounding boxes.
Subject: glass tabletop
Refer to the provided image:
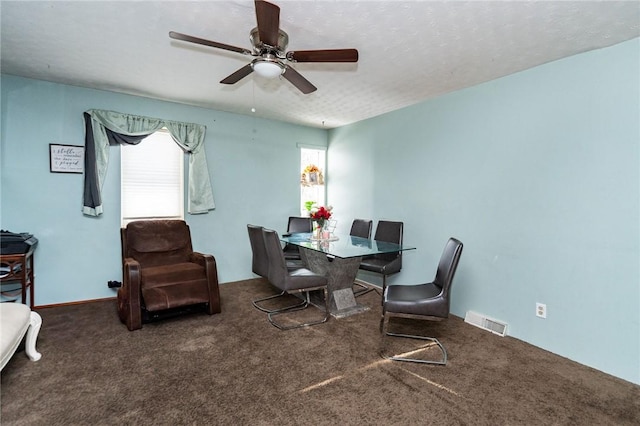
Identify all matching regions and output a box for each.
[280,233,415,259]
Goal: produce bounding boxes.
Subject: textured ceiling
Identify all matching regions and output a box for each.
[1,1,639,129]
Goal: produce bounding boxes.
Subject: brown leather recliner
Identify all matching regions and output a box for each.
[118,220,221,331]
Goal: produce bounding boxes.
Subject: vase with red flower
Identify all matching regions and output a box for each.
[309,205,333,240]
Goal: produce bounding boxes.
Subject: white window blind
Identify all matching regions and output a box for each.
[121,130,184,225]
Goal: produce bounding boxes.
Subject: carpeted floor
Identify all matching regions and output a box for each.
[1,278,639,425]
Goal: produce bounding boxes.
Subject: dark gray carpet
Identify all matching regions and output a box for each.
[1,279,638,425]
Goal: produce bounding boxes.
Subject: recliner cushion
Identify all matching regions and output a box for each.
[141,263,206,288]
[140,263,211,311]
[125,220,193,267]
[142,280,210,311]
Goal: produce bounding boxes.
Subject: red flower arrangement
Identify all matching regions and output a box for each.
[309,205,333,227]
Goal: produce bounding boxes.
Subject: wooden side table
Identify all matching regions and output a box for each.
[0,247,35,308]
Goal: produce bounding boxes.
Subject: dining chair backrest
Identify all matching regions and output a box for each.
[284,217,312,261]
[263,228,290,291]
[373,220,403,261]
[287,216,313,233]
[247,224,268,278]
[350,219,373,239]
[434,237,464,301]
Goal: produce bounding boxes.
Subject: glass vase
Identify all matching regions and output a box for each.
[313,221,322,240]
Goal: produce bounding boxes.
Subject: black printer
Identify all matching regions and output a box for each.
[0,230,39,255]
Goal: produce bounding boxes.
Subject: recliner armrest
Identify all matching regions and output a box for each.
[189,251,207,266]
[123,257,141,292]
[189,252,217,276]
[120,257,142,330]
[189,252,221,314]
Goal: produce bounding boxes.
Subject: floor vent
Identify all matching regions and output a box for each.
[464,311,508,337]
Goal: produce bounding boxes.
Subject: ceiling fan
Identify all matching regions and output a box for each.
[169,0,358,94]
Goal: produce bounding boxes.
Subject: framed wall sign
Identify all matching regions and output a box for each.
[49,144,84,174]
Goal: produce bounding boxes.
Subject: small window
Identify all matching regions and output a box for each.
[300,147,326,215]
[121,130,184,226]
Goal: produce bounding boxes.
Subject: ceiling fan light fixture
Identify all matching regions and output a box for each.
[169,0,358,93]
[252,59,284,79]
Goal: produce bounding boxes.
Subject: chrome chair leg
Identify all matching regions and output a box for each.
[353,281,374,297]
[267,287,330,331]
[252,290,307,314]
[379,313,447,365]
[380,275,388,305]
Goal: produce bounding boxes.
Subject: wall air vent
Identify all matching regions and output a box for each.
[464,311,508,337]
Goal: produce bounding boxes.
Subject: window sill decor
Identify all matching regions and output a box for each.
[301,164,324,186]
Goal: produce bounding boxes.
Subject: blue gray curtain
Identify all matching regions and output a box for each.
[82,110,215,216]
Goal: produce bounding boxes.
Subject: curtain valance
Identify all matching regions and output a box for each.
[83,109,215,216]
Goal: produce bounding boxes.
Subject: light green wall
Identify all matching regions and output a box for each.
[0,75,327,304]
[328,38,639,384]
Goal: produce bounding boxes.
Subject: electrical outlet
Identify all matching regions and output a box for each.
[536,303,547,319]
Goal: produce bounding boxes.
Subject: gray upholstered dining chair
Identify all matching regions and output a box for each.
[247,224,306,314]
[349,218,374,296]
[380,237,463,365]
[261,228,330,330]
[359,220,404,297]
[247,224,269,278]
[349,218,373,239]
[282,216,313,264]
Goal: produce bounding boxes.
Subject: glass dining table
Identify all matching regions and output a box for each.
[280,233,416,317]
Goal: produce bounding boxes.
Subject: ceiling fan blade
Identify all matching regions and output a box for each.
[169,31,252,56]
[220,64,254,84]
[282,65,317,94]
[287,49,359,63]
[255,0,280,47]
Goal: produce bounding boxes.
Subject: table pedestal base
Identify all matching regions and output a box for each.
[299,248,369,318]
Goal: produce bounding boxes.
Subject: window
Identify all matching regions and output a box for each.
[121,130,184,226]
[300,147,326,214]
